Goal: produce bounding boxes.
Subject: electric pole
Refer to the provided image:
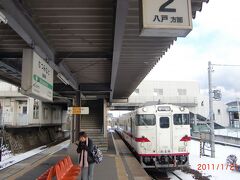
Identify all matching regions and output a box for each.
[208,61,215,158]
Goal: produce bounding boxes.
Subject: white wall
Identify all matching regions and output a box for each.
[189,95,229,127]
[0,81,65,126]
[0,81,18,91]
[128,80,229,127]
[129,81,199,104]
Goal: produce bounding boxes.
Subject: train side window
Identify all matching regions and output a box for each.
[135,114,156,126]
[160,117,169,128]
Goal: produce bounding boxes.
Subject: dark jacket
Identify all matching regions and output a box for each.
[77,138,95,164]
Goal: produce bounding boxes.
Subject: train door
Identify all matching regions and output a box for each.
[157,116,173,154]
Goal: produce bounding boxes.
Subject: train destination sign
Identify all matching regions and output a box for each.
[21,49,53,102]
[140,0,192,37]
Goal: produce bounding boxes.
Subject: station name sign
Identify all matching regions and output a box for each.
[67,107,89,115]
[140,0,192,37]
[21,49,53,102]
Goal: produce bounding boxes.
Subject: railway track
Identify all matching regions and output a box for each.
[147,169,183,180]
[146,169,170,180]
[148,167,211,180]
[169,171,183,180]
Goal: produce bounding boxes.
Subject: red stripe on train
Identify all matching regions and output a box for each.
[180,135,191,142]
[135,137,150,142]
[138,153,189,157]
[123,131,150,142]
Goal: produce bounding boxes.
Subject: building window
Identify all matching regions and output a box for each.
[53,108,59,120]
[33,100,39,119]
[177,89,187,96]
[44,108,48,120]
[154,88,163,96]
[233,112,239,119]
[33,105,39,119]
[218,109,221,115]
[134,89,139,95]
[22,106,27,114]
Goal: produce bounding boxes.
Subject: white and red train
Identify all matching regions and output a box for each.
[116,104,191,168]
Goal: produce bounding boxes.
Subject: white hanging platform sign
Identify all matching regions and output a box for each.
[140,0,192,37]
[21,49,53,102]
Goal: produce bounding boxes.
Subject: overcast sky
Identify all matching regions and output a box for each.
[145,0,240,102]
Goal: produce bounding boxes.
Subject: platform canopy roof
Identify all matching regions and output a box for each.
[0,0,208,102]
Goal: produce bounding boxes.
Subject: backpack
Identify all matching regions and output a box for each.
[92,145,103,164]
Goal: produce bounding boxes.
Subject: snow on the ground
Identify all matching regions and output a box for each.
[168,170,194,180]
[215,129,240,138]
[0,140,70,171]
[0,145,47,170]
[189,140,240,180]
[1,145,13,160]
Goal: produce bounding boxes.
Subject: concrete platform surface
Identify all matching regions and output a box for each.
[0,132,151,180]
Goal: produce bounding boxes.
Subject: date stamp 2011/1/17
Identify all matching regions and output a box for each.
[197,164,239,171]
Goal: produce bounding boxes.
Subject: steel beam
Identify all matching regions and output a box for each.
[0,74,20,87]
[79,83,110,92]
[0,61,21,80]
[75,90,81,142]
[56,52,112,64]
[0,52,22,59]
[54,83,110,92]
[110,0,129,102]
[56,52,112,59]
[58,62,78,89]
[0,0,78,90]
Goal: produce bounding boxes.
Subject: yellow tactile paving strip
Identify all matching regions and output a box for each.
[115,155,129,180]
[111,132,151,180]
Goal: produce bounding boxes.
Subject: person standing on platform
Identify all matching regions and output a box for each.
[77,131,95,180]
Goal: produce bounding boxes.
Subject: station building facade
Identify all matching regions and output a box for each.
[0,81,68,127]
[0,81,108,152]
[226,101,240,128]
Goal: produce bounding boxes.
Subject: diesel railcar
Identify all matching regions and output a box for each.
[116,104,191,169]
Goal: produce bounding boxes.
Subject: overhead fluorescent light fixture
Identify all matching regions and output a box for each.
[0,11,8,24]
[57,73,69,85]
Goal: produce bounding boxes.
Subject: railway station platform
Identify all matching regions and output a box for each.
[0,131,151,180]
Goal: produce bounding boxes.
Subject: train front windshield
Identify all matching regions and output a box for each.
[135,114,156,126]
[173,114,190,125]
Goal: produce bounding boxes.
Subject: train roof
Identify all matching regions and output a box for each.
[135,104,189,114]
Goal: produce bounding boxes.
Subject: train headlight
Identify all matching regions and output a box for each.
[143,157,151,163]
[164,156,169,162]
[179,156,187,163]
[179,107,185,111]
[142,107,147,112]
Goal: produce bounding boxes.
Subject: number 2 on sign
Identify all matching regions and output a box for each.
[159,0,176,12]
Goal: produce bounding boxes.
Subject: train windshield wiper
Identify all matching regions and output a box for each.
[140,119,149,128]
